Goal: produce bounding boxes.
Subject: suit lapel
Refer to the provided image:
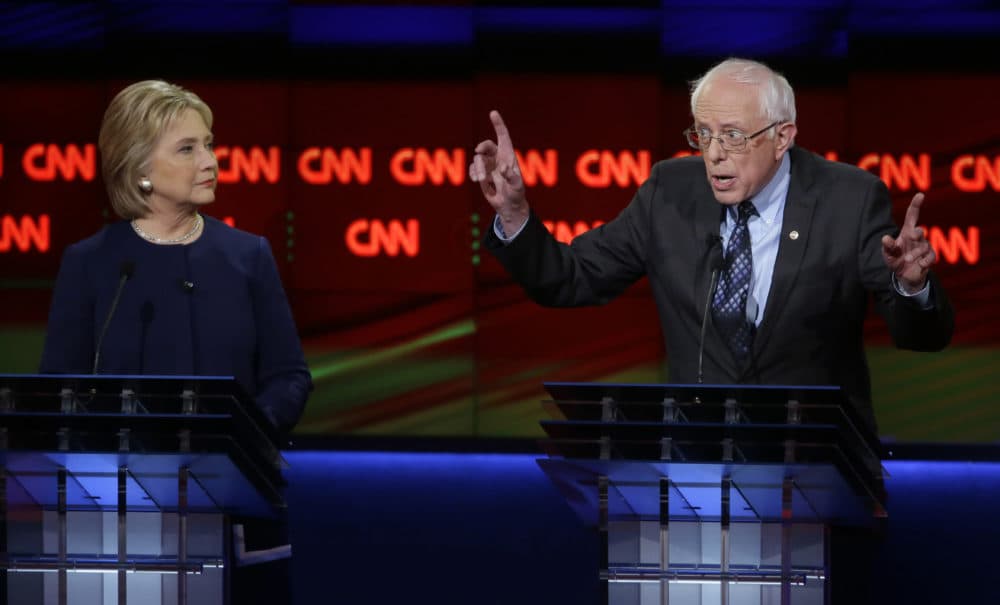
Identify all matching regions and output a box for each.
[752,148,820,359]
[692,179,724,313]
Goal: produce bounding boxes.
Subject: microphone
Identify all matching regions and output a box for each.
[93,261,135,374]
[744,293,760,382]
[697,235,724,384]
[180,280,195,293]
[745,294,758,326]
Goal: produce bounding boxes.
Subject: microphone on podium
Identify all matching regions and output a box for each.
[93,261,135,374]
[697,235,724,385]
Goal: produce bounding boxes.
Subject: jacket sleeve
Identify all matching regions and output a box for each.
[249,237,313,433]
[484,166,662,307]
[858,178,954,351]
[39,243,95,373]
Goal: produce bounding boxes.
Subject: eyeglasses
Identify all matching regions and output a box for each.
[684,121,780,153]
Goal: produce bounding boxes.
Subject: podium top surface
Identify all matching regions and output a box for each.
[538,383,885,525]
[540,381,883,488]
[544,382,843,405]
[0,374,286,516]
[0,373,280,441]
[0,372,269,424]
[0,373,252,399]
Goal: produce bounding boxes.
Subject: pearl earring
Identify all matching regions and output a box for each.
[138,177,153,193]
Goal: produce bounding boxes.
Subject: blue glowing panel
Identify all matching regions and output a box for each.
[884,459,1000,495]
[662,8,848,58]
[477,8,659,33]
[0,2,104,48]
[42,453,153,510]
[848,7,1000,34]
[291,6,474,45]
[107,1,287,35]
[283,450,599,605]
[856,0,993,8]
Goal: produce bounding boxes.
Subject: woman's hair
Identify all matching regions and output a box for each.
[98,80,213,219]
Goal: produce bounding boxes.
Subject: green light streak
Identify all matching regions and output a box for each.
[308,319,475,381]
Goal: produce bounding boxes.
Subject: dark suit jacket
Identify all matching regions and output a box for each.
[40,215,312,433]
[485,146,953,433]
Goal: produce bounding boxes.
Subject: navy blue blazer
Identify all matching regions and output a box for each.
[40,215,312,433]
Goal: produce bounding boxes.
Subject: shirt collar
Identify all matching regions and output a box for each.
[724,152,791,225]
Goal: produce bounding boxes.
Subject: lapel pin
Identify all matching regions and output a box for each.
[789,230,799,240]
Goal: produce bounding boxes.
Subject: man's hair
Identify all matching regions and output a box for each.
[689,58,797,127]
[98,80,213,220]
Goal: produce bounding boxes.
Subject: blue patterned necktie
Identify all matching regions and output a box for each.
[712,201,757,362]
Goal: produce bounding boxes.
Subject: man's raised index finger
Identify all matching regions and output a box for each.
[490,110,513,147]
[904,192,925,229]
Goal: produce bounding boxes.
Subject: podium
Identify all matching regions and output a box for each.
[537,382,885,605]
[0,374,287,605]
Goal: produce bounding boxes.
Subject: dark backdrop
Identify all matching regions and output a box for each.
[1,0,996,442]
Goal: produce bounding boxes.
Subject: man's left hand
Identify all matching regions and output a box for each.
[882,192,936,294]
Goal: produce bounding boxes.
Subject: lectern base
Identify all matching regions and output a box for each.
[606,520,826,605]
[5,510,225,605]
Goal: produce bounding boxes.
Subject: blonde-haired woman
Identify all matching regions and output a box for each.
[40,80,311,433]
[40,79,308,604]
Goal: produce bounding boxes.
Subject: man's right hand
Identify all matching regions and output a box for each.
[469,110,529,237]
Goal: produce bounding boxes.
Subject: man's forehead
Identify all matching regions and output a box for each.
[693,82,762,125]
[693,105,756,128]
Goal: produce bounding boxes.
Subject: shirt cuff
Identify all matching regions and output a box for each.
[891,274,932,309]
[494,214,529,244]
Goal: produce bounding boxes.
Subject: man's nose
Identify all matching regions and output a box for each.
[704,137,727,162]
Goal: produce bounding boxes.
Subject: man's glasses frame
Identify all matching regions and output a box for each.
[684,121,781,153]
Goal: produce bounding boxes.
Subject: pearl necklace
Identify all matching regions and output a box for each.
[131,214,203,244]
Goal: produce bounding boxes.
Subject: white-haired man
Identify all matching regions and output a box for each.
[470,55,954,605]
[470,57,953,437]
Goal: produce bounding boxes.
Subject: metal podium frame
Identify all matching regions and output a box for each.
[0,374,287,605]
[537,382,885,605]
